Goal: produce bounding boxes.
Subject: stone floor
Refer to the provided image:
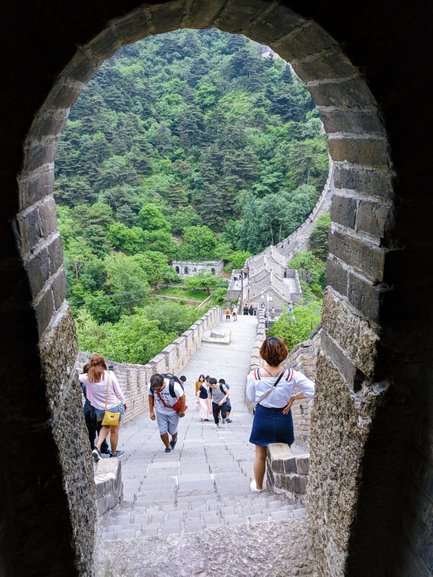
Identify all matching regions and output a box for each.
[96,314,317,577]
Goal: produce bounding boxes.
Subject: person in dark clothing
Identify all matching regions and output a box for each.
[249,305,254,315]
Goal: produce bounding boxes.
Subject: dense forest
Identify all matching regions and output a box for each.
[54,28,329,363]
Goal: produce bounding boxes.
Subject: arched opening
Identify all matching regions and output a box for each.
[3,2,430,577]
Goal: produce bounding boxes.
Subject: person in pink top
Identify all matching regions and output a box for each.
[79,354,127,461]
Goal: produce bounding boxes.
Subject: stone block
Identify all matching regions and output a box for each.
[19,166,54,210]
[296,456,310,475]
[26,247,50,298]
[328,136,388,167]
[274,21,337,62]
[321,289,379,379]
[319,108,385,136]
[309,78,376,110]
[333,164,394,200]
[34,289,54,336]
[347,270,383,324]
[356,200,394,238]
[331,193,357,229]
[329,228,385,282]
[95,458,123,517]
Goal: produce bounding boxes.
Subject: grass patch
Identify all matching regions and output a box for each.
[157,286,208,301]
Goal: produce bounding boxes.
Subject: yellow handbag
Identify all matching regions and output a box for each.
[102,410,120,426]
[101,373,121,427]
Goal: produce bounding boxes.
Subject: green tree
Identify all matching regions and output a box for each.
[289,250,326,298]
[137,204,172,233]
[267,301,322,351]
[184,271,227,295]
[309,212,331,262]
[178,226,218,259]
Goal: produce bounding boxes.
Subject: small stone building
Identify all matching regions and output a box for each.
[173,260,224,278]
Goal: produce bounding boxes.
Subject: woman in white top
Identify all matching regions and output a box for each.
[246,336,315,492]
[79,354,127,461]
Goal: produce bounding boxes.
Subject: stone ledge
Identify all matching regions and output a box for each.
[267,443,309,503]
[201,329,231,344]
[94,458,123,517]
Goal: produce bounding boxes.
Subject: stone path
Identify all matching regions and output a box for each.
[96,314,316,577]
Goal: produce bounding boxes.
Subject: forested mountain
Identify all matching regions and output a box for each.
[55,29,328,252]
[54,28,329,363]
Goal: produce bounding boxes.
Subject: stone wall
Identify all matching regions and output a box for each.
[276,159,334,261]
[2,2,432,577]
[79,307,222,423]
[266,443,309,504]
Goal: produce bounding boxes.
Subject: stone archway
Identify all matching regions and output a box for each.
[2,2,431,577]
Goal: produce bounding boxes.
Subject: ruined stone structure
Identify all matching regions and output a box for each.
[1,2,432,577]
[172,259,224,277]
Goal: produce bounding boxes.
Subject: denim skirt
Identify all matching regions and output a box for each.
[95,403,125,423]
[249,404,294,446]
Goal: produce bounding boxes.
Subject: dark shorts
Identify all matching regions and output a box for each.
[249,404,294,446]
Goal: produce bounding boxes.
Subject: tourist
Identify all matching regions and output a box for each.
[225,307,231,321]
[196,377,212,421]
[81,362,110,457]
[194,374,206,395]
[208,377,229,426]
[149,373,186,453]
[79,354,127,461]
[218,378,232,422]
[246,336,315,492]
[232,305,238,321]
[243,305,249,315]
[249,305,254,315]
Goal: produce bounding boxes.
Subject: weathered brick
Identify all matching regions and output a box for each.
[327,258,348,298]
[356,201,394,238]
[333,164,394,200]
[331,194,357,229]
[329,229,385,281]
[328,137,388,167]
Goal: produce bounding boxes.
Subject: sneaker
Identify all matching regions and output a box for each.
[170,439,177,450]
[165,447,172,453]
[221,419,226,424]
[110,450,125,458]
[225,418,232,423]
[250,479,262,493]
[91,448,102,463]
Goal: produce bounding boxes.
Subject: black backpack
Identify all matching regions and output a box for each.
[150,373,184,397]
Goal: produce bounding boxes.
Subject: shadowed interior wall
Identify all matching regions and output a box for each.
[0,1,431,576]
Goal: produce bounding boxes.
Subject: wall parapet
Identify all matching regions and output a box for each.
[266,443,309,504]
[78,306,222,423]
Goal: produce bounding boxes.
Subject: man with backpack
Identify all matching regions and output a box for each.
[218,378,232,423]
[208,377,229,427]
[149,373,186,453]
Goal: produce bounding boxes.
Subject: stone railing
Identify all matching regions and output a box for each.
[275,160,334,261]
[79,306,222,423]
[266,443,309,504]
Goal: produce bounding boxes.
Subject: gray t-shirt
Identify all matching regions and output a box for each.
[209,383,228,404]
